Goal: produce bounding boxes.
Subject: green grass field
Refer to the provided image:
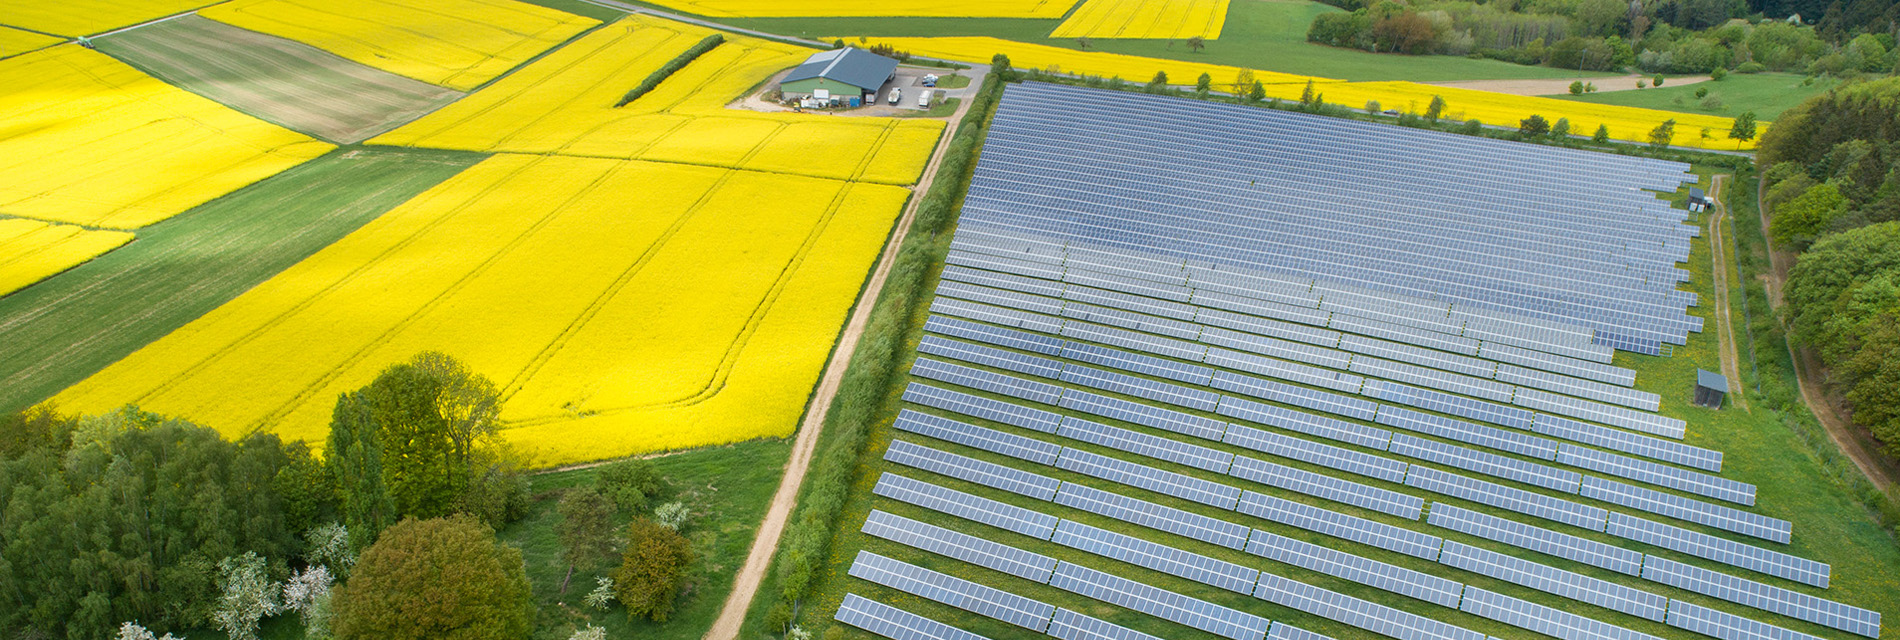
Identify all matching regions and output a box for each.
[1551,73,1839,120]
[779,162,1900,640]
[0,147,483,416]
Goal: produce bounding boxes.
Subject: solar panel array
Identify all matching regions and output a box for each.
[1438,540,1667,621]
[873,473,1059,540]
[1581,477,1791,544]
[1222,423,1408,483]
[1253,572,1488,640]
[1057,447,1241,509]
[1641,556,1880,638]
[911,358,1065,405]
[1062,389,1227,441]
[1390,434,1582,493]
[1240,491,1444,561]
[863,510,1059,583]
[836,593,993,640]
[1051,562,1270,640]
[1046,608,1166,640]
[1428,503,1643,575]
[1059,417,1234,472]
[1459,586,1664,640]
[895,409,1064,466]
[905,382,1065,434]
[1229,455,1424,519]
[1055,482,1251,550]
[1665,600,1829,640]
[1562,446,1756,506]
[1605,513,1828,588]
[1405,466,1608,531]
[1245,529,1466,607]
[886,440,1062,501]
[1052,520,1260,594]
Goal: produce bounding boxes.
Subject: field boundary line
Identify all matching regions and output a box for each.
[1708,174,1747,411]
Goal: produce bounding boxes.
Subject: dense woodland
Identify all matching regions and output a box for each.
[1309,0,1899,75]
[1758,77,1900,458]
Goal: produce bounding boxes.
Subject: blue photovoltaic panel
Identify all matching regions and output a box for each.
[1437,540,1667,621]
[1055,482,1251,550]
[1459,586,1664,640]
[1050,562,1270,640]
[930,297,1064,334]
[1057,447,1242,509]
[1059,417,1234,472]
[946,250,1065,282]
[1406,466,1607,531]
[1228,455,1424,519]
[1202,326,1352,370]
[1061,389,1228,441]
[939,262,1065,297]
[1641,556,1880,638]
[903,382,1064,434]
[836,593,993,640]
[1497,364,1661,412]
[1376,405,1558,461]
[1253,571,1488,640]
[1212,371,1379,421]
[1067,285,1200,323]
[1533,414,1722,472]
[894,409,1063,466]
[1479,342,1638,387]
[936,280,1064,316]
[1580,477,1790,544]
[1063,321,1209,362]
[862,510,1059,583]
[1513,388,1686,440]
[918,335,1065,380]
[1269,621,1338,640]
[1053,520,1260,594]
[1063,302,1203,341]
[910,358,1065,406]
[885,440,1062,501]
[1047,608,1165,640]
[849,551,1056,631]
[1350,355,1515,403]
[1426,503,1642,575]
[1223,423,1409,483]
[1389,434,1582,493]
[925,315,1064,355]
[873,473,1060,540]
[1216,396,1393,450]
[1061,341,1215,386]
[1062,364,1221,412]
[1198,307,1341,347]
[1666,599,1829,640]
[1369,380,1535,430]
[1246,530,1465,607]
[1339,334,1497,378]
[1604,513,1828,588]
[1204,347,1366,394]
[1559,445,1755,506]
[1239,491,1444,561]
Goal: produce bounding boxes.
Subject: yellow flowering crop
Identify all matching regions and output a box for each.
[0,46,331,228]
[0,26,64,57]
[629,0,1076,18]
[200,0,599,90]
[1051,0,1231,40]
[847,36,1333,86]
[0,0,215,36]
[0,218,133,297]
[53,154,911,466]
[374,15,944,186]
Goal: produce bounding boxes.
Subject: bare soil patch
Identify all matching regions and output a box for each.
[1424,73,1710,96]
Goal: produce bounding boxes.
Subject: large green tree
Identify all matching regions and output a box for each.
[614,517,694,623]
[1785,222,1900,453]
[330,515,532,640]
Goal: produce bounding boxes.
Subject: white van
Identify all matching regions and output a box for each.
[887,88,901,104]
[917,90,931,108]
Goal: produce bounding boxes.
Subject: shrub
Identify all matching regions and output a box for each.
[1654,74,1665,86]
[1696,87,1709,98]
[1461,119,1484,135]
[330,515,532,640]
[1711,66,1728,80]
[597,458,668,512]
[1737,61,1767,73]
[1569,80,1585,94]
[614,517,694,622]
[617,35,724,107]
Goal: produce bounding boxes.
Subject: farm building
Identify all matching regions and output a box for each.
[779,47,897,100]
[1696,368,1729,408]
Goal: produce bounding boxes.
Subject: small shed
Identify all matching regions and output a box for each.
[778,47,898,101]
[1695,369,1728,409]
[1687,187,1712,212]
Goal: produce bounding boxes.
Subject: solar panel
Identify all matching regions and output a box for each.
[1478,342,1637,387]
[1197,307,1341,347]
[946,250,1066,281]
[904,382,1064,434]
[1533,414,1722,472]
[1204,348,1366,394]
[1375,404,1559,460]
[1252,571,1487,640]
[1055,482,1252,550]
[1212,371,1380,421]
[885,440,1062,500]
[1202,327,1353,370]
[1062,321,1209,362]
[1350,356,1515,403]
[936,280,1064,316]
[1057,447,1242,509]
[1063,302,1204,341]
[1050,562,1270,640]
[1641,556,1880,638]
[1061,389,1228,441]
[930,297,1065,334]
[1604,513,1828,588]
[1223,423,1409,483]
[1228,455,1424,519]
[1191,289,1329,325]
[1579,477,1791,544]
[1065,269,1192,302]
[1389,434,1582,493]
[1437,540,1667,621]
[849,551,1056,631]
[1059,417,1234,472]
[1666,599,1829,640]
[1339,334,1497,378]
[1458,586,1664,640]
[1370,380,1535,430]
[1066,284,1200,322]
[1559,445,1755,506]
[940,262,1065,296]
[836,593,993,640]
[1245,530,1465,607]
[1513,389,1686,439]
[1062,341,1214,386]
[1215,396,1393,450]
[1269,621,1338,640]
[1405,466,1607,531]
[863,510,1059,583]
[1062,365,1221,412]
[910,358,1065,405]
[874,473,1060,539]
[1053,520,1260,594]
[1239,491,1444,561]
[925,315,1064,355]
[1426,503,1642,575]
[894,410,1063,466]
[919,335,1066,380]
[1330,314,1482,357]
[1497,365,1661,411]
[1047,608,1165,640]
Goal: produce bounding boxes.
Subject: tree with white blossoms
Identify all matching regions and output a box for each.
[283,565,336,639]
[212,552,282,640]
[654,501,690,530]
[117,621,185,640]
[306,522,357,578]
[568,624,607,640]
[584,576,616,610]
[787,625,812,640]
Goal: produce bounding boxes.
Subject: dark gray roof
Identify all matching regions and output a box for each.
[1689,187,1706,199]
[783,47,897,92]
[1696,369,1728,391]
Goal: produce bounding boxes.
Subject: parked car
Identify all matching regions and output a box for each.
[922,74,939,87]
[887,88,901,104]
[917,90,931,108]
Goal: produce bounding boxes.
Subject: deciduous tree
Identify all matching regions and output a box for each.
[330,515,532,640]
[614,517,694,623]
[557,487,618,593]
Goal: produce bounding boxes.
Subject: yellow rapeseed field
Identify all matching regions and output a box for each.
[374,15,944,185]
[630,0,1077,18]
[200,0,598,90]
[0,218,133,297]
[1051,0,1231,40]
[0,46,331,228]
[0,0,215,37]
[52,154,910,465]
[848,36,1332,86]
[0,25,64,57]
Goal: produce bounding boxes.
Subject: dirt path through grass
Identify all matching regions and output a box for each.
[1425,73,1708,96]
[1707,175,1748,411]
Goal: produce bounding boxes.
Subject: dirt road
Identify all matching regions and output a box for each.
[702,67,987,640]
[1423,73,1709,96]
[1707,175,1748,412]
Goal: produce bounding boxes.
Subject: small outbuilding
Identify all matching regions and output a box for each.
[1687,187,1714,212]
[1695,369,1728,409]
[778,47,898,101]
